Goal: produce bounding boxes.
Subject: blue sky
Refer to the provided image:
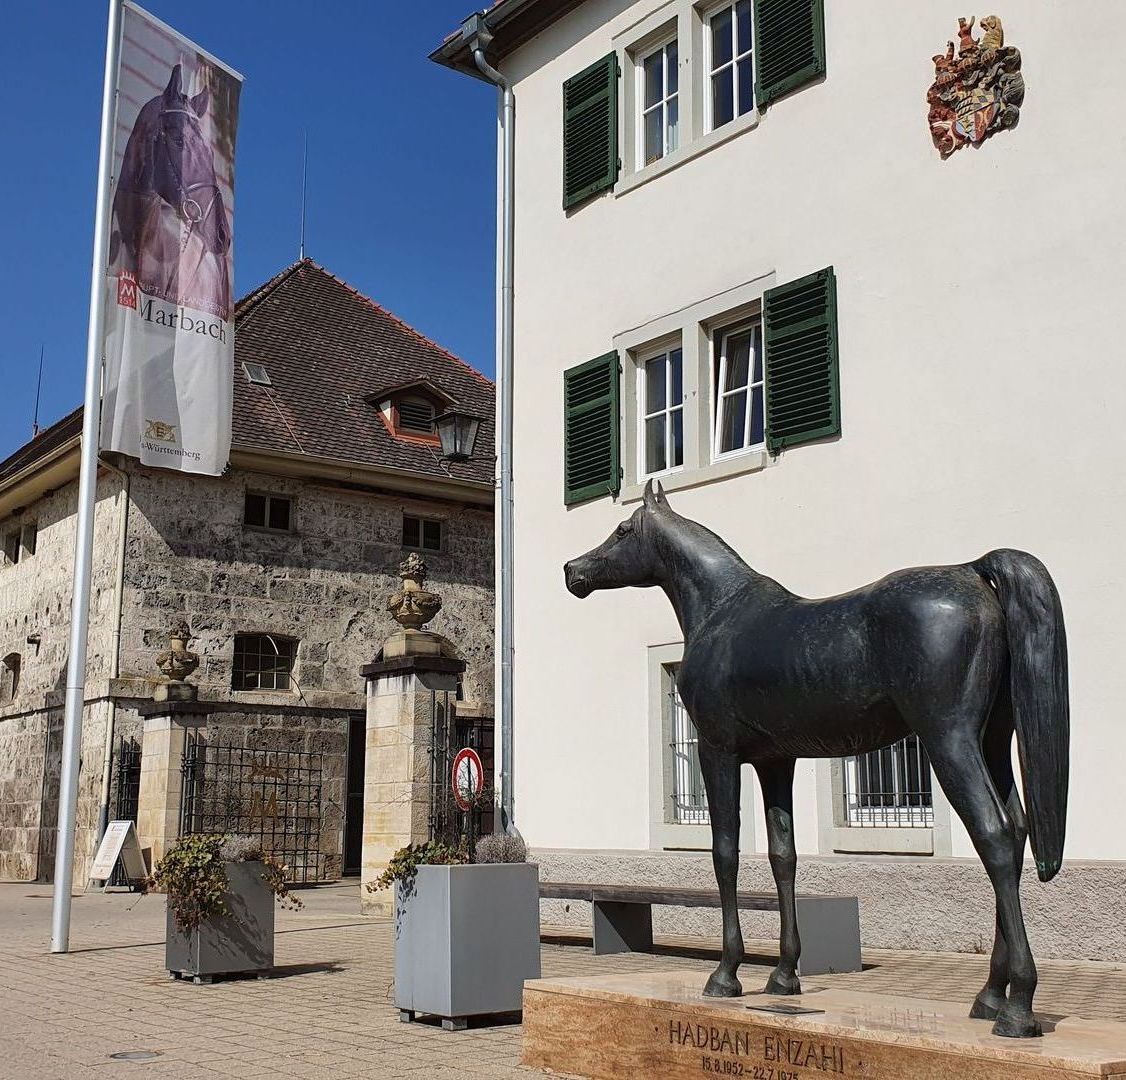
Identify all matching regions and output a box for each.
[0,0,496,461]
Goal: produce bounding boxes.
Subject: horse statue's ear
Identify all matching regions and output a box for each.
[643,479,657,509]
[190,87,209,118]
[163,64,183,101]
[656,480,669,506]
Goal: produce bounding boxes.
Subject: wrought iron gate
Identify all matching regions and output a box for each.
[110,737,142,887]
[180,735,325,883]
[427,691,496,848]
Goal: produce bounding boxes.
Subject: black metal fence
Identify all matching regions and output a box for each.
[110,737,142,887]
[180,735,325,883]
[427,691,496,850]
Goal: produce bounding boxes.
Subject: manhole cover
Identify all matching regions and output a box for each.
[108,1050,163,1062]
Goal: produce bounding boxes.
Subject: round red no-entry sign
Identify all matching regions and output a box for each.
[451,747,484,811]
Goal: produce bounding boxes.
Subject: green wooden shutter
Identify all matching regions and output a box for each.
[754,0,826,108]
[564,352,621,505]
[764,267,839,453]
[563,53,620,210]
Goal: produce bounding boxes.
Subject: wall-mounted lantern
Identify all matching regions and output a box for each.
[435,410,483,461]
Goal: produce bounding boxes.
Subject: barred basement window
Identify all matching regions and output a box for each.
[1,653,20,706]
[841,735,933,829]
[403,515,443,554]
[232,634,297,692]
[244,491,292,532]
[666,664,709,825]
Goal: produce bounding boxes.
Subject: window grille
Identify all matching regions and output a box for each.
[842,735,933,828]
[232,634,297,692]
[666,665,709,825]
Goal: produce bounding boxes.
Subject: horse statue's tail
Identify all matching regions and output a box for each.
[974,549,1069,882]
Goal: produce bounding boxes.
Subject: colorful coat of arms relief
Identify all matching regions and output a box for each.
[928,15,1024,158]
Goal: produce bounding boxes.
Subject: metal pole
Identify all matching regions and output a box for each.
[469,31,517,834]
[51,0,123,954]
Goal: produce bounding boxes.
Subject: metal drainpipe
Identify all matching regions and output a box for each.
[95,461,130,845]
[465,19,517,834]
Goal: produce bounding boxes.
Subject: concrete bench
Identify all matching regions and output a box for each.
[539,882,861,976]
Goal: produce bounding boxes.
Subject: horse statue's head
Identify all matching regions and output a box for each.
[564,479,672,598]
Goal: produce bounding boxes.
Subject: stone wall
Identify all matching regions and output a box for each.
[0,456,494,883]
[534,849,1126,963]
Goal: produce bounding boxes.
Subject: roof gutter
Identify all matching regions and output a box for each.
[0,435,82,519]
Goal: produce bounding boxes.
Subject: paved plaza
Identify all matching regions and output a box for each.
[3,881,1126,1079]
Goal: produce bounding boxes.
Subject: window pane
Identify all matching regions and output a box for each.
[666,41,679,95]
[670,349,683,403]
[402,515,421,548]
[645,415,667,474]
[666,96,679,152]
[267,497,291,532]
[711,68,734,129]
[724,332,751,390]
[643,50,663,108]
[422,520,442,551]
[645,355,667,413]
[737,56,754,115]
[736,0,753,54]
[750,385,764,445]
[671,409,684,467]
[644,107,663,164]
[720,391,747,453]
[711,7,733,69]
[244,492,266,528]
[752,325,763,381]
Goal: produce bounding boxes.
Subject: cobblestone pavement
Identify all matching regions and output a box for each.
[3,882,1126,1079]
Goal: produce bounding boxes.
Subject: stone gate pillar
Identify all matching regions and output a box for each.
[359,553,466,914]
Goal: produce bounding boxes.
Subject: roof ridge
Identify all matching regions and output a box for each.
[303,259,495,391]
[234,259,310,328]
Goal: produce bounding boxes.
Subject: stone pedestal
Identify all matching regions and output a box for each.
[359,653,465,915]
[135,702,207,872]
[523,971,1126,1079]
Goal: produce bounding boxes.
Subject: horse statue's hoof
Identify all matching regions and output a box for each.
[991,1009,1042,1039]
[764,969,802,996]
[703,969,743,998]
[969,990,1005,1020]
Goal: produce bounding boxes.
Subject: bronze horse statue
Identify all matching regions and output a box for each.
[564,481,1068,1039]
[110,64,231,318]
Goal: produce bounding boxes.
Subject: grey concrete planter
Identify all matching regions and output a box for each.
[395,863,541,1029]
[166,860,275,983]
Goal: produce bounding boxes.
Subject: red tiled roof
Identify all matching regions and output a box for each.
[0,261,496,488]
[232,260,495,485]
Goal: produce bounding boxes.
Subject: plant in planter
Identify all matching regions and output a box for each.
[150,834,302,984]
[370,825,540,1031]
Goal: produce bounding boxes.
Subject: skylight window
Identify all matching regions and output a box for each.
[243,362,272,386]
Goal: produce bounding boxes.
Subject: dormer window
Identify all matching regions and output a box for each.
[397,396,436,435]
[368,378,458,444]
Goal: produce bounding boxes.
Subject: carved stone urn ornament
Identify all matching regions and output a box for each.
[155,619,200,702]
[928,15,1024,158]
[388,552,442,631]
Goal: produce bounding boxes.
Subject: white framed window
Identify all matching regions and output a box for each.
[403,514,443,553]
[638,345,684,478]
[842,736,934,829]
[666,664,709,825]
[638,38,679,166]
[705,0,755,132]
[712,322,764,459]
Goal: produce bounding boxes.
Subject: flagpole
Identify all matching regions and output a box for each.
[51,0,124,955]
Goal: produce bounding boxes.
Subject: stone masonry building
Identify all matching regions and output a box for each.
[0,259,495,883]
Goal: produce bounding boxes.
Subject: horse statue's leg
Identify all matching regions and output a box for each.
[699,743,744,997]
[925,730,1040,1037]
[755,759,802,995]
[970,684,1030,1022]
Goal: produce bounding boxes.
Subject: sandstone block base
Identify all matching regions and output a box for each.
[522,971,1126,1079]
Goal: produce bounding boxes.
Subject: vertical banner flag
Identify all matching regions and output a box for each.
[100,2,242,475]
